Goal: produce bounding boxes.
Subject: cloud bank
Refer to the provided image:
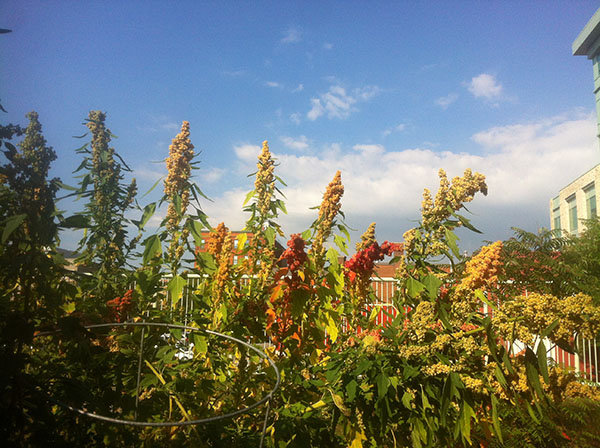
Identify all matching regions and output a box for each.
[200,113,598,252]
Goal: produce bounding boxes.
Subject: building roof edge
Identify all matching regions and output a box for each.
[573,8,600,57]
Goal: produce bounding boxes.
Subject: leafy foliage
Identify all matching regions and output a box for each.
[2,112,600,447]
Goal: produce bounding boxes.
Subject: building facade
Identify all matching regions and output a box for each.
[550,8,600,235]
[550,164,599,235]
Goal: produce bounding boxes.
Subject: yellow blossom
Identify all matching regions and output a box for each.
[254,140,275,217]
[356,222,376,252]
[311,171,344,260]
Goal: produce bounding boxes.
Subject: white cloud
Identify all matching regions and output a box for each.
[206,112,597,252]
[467,73,503,99]
[265,81,282,88]
[307,84,380,121]
[281,135,310,151]
[307,98,325,120]
[281,26,302,44]
[435,93,459,109]
[234,143,261,162]
[200,167,225,184]
[289,113,301,125]
[382,123,406,137]
[292,83,304,93]
[352,144,385,154]
[133,165,166,182]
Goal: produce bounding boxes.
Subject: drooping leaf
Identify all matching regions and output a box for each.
[167,275,186,308]
[142,234,162,265]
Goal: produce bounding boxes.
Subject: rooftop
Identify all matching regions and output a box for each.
[573,8,600,58]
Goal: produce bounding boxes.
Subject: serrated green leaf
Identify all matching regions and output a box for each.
[334,234,348,255]
[445,228,460,258]
[326,247,339,268]
[422,273,443,299]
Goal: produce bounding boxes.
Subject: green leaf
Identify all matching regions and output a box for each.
[264,226,275,246]
[445,228,460,258]
[457,401,476,444]
[189,219,205,246]
[337,224,351,242]
[346,380,358,402]
[243,189,255,206]
[142,234,162,265]
[167,275,186,308]
[540,319,560,339]
[491,394,503,443]
[537,339,549,382]
[457,214,482,234]
[141,175,164,198]
[376,373,389,399]
[525,347,545,399]
[2,214,26,243]
[402,391,413,409]
[301,229,312,241]
[333,234,348,255]
[475,289,497,311]
[192,333,208,354]
[422,273,442,299]
[326,247,339,268]
[60,214,90,229]
[196,251,216,272]
[57,181,78,191]
[138,202,156,229]
[290,289,310,318]
[276,199,287,214]
[406,276,426,298]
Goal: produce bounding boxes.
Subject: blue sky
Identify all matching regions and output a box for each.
[2,1,600,252]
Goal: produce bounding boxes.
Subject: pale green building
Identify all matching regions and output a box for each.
[550,8,600,235]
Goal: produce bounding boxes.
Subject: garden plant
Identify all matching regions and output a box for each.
[1,109,600,447]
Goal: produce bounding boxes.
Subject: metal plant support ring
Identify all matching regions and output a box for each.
[36,322,280,434]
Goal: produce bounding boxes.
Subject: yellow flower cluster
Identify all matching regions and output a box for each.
[254,140,275,217]
[453,241,503,314]
[421,169,487,227]
[423,362,452,376]
[209,223,233,311]
[356,222,376,251]
[493,292,600,347]
[164,121,195,231]
[311,171,344,260]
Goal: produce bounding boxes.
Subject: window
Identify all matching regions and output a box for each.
[585,183,597,219]
[233,255,238,265]
[567,195,578,235]
[234,238,239,249]
[551,196,561,233]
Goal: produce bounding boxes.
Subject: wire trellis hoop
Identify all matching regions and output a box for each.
[36,321,280,436]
